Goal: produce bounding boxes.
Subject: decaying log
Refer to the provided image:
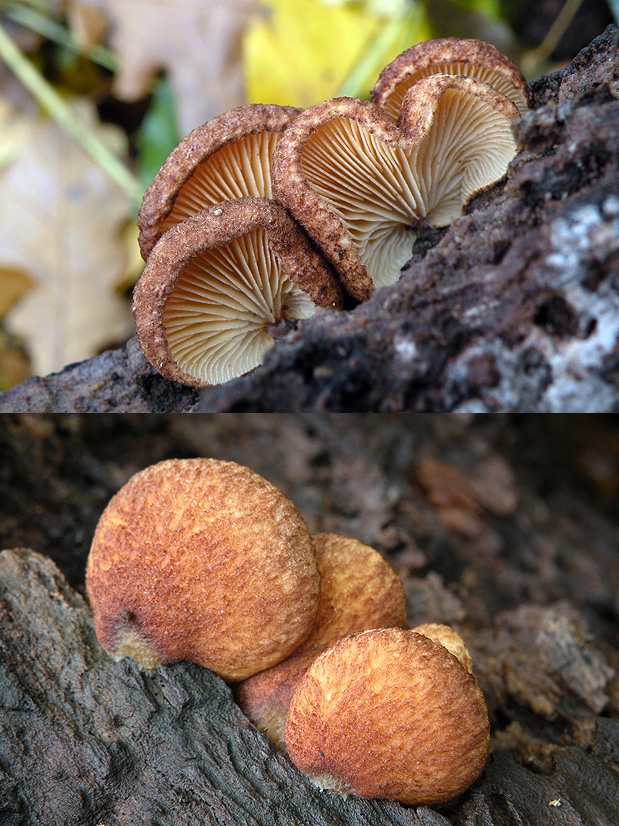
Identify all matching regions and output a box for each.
[1,414,619,824]
[1,548,618,826]
[0,548,447,826]
[0,27,618,413]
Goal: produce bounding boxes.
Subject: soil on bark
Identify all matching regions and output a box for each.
[1,414,618,824]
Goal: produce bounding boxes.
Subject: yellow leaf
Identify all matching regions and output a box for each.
[244,0,380,107]
[0,99,134,376]
[244,0,430,107]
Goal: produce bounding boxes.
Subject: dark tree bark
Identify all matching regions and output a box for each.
[1,414,618,824]
[0,548,447,826]
[0,28,618,413]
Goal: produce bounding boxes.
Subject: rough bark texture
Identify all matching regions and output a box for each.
[0,27,618,413]
[1,414,618,824]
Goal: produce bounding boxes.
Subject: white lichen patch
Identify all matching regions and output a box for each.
[447,196,619,412]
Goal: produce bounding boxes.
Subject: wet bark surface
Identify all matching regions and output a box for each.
[0,27,618,413]
[1,414,618,824]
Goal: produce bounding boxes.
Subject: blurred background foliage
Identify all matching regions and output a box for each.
[0,0,615,389]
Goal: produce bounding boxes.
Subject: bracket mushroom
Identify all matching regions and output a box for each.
[272,74,520,300]
[85,458,321,681]
[138,103,301,259]
[284,627,490,805]
[237,533,408,750]
[133,197,342,387]
[371,37,529,123]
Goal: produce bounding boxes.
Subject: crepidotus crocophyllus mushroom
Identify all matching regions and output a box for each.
[237,533,408,750]
[272,74,520,300]
[133,38,529,386]
[132,197,342,387]
[138,103,301,259]
[284,627,490,805]
[371,37,529,122]
[85,458,321,681]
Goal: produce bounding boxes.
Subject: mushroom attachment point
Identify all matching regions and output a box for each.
[237,533,408,750]
[272,75,520,300]
[132,197,342,387]
[86,458,321,681]
[371,37,529,122]
[138,103,301,259]
[284,627,490,806]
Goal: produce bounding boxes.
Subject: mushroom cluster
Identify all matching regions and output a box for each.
[134,38,528,386]
[87,457,490,808]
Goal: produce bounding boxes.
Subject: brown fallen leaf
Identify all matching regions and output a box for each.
[80,0,258,134]
[0,99,134,376]
[0,265,33,318]
[0,328,30,391]
[415,457,482,513]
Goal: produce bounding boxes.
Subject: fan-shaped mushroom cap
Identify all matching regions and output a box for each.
[138,103,301,259]
[371,37,529,122]
[272,75,519,300]
[132,197,342,387]
[285,627,490,805]
[237,533,408,750]
[86,458,321,682]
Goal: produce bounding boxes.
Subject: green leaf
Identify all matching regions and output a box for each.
[135,75,181,194]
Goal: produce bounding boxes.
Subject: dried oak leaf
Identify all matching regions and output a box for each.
[81,0,257,134]
[0,101,133,376]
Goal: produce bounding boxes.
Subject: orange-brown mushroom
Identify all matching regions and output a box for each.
[237,533,408,750]
[132,197,342,387]
[272,74,519,300]
[138,103,301,259]
[86,458,321,681]
[412,621,474,673]
[371,37,529,122]
[285,627,490,805]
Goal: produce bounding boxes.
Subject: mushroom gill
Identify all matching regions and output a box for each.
[273,75,519,300]
[371,37,529,122]
[132,198,341,387]
[138,104,301,259]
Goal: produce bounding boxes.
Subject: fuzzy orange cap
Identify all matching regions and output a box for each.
[285,627,490,805]
[86,458,321,681]
[237,533,408,749]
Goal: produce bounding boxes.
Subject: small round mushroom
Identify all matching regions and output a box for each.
[371,37,529,122]
[138,103,301,259]
[86,458,321,681]
[412,622,474,673]
[132,197,342,387]
[284,627,490,806]
[272,75,519,300]
[237,533,408,750]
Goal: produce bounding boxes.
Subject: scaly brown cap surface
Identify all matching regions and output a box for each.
[86,458,321,681]
[237,533,408,749]
[138,103,301,259]
[371,37,529,122]
[132,197,342,387]
[272,75,519,300]
[285,627,490,805]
